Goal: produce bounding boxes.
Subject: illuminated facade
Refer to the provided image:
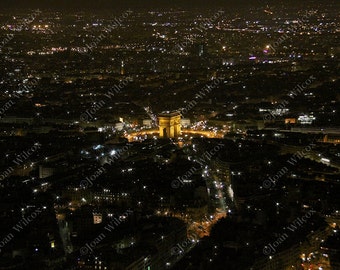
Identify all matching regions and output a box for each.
[93,213,102,224]
[158,111,181,138]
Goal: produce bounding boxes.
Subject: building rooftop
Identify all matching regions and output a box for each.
[158,111,182,117]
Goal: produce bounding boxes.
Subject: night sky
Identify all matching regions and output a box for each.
[0,0,331,10]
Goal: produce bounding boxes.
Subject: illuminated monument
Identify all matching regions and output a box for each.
[158,111,181,138]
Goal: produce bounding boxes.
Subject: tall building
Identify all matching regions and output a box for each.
[158,111,181,138]
[120,60,125,75]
